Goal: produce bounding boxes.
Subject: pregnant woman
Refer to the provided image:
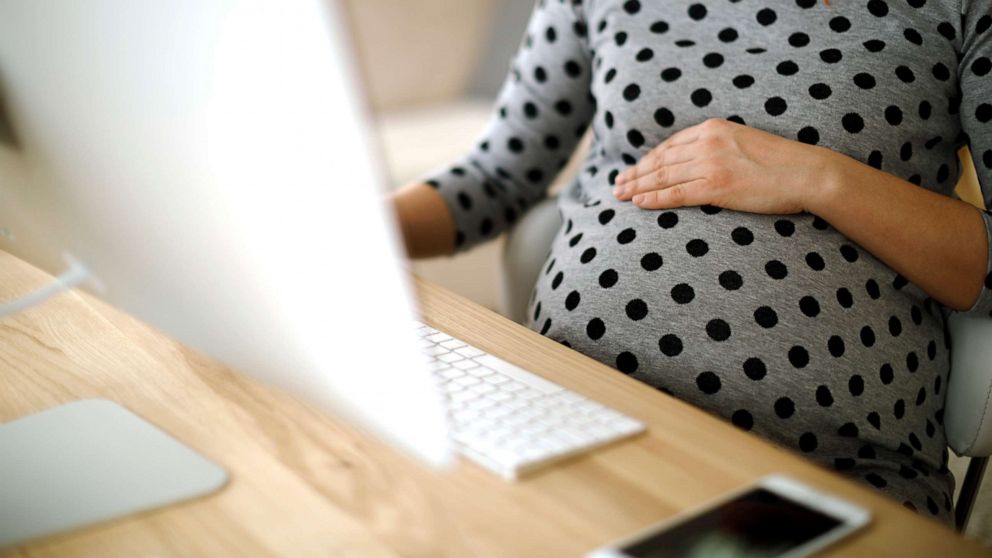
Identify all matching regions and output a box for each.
[392,0,992,524]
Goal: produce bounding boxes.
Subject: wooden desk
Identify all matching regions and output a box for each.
[0,249,986,557]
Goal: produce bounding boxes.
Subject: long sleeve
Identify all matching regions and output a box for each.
[958,0,992,317]
[421,0,595,253]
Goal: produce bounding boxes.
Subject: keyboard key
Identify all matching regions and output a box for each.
[449,390,479,404]
[489,391,512,402]
[483,404,514,420]
[412,320,439,334]
[469,383,496,395]
[468,397,497,412]
[438,368,464,380]
[453,376,481,387]
[438,353,464,364]
[517,389,543,401]
[425,345,448,357]
[502,398,527,411]
[455,346,485,358]
[452,360,480,370]
[440,339,466,350]
[426,332,449,344]
[557,392,584,405]
[443,383,465,394]
[500,381,526,393]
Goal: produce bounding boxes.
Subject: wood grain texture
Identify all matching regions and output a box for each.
[0,249,986,557]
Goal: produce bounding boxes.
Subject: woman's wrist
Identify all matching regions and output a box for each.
[391,182,457,259]
[801,147,851,218]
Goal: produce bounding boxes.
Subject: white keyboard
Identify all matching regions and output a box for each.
[414,321,646,480]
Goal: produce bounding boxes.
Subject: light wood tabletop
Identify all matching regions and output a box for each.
[0,248,987,557]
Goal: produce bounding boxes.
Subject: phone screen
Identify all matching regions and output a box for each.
[620,488,842,558]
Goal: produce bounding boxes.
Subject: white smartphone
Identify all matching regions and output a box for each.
[587,475,871,558]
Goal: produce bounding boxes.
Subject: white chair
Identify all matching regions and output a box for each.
[501,196,992,531]
[946,313,992,529]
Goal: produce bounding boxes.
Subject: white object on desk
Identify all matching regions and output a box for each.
[416,321,646,480]
[0,400,228,549]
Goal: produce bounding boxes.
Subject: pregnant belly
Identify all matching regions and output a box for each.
[527,198,940,372]
[528,197,947,458]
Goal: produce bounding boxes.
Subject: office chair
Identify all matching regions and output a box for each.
[500,196,992,532]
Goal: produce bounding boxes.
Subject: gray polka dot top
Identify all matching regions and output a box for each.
[423,0,992,523]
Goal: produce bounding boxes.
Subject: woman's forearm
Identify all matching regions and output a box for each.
[807,151,988,312]
[391,182,457,259]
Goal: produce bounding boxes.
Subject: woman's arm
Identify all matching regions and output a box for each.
[810,152,987,312]
[391,1,594,259]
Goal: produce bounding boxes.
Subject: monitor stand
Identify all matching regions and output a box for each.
[0,399,228,548]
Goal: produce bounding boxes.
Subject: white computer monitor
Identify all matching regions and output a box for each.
[0,0,453,467]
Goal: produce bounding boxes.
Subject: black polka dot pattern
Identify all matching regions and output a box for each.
[422,0,984,525]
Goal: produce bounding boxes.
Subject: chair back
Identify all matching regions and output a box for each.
[500,197,562,324]
[946,312,992,457]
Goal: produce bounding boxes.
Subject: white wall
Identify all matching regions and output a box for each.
[345,0,512,311]
[345,0,497,111]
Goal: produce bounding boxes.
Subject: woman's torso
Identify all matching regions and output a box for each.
[526,0,962,521]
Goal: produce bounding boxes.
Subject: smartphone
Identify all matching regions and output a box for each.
[587,475,870,558]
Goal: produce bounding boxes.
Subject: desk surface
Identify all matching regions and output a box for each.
[0,250,986,557]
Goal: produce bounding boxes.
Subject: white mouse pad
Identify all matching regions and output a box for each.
[0,399,228,548]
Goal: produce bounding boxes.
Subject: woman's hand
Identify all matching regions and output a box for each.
[613,118,837,214]
[613,117,990,312]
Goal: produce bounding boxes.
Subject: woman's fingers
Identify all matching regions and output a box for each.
[615,143,698,191]
[614,159,703,200]
[616,150,662,186]
[616,130,701,185]
[632,179,711,209]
